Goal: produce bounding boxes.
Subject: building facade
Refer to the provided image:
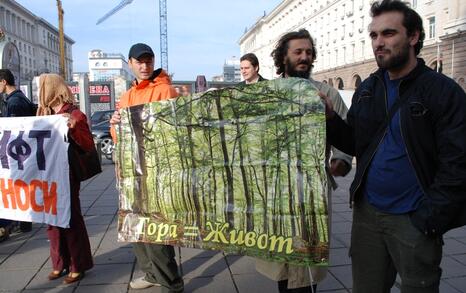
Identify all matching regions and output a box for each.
[88,49,133,82]
[223,57,241,82]
[239,0,466,90]
[0,0,74,81]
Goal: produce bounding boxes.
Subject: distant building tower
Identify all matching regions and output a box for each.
[88,49,133,82]
[223,57,241,82]
[195,75,207,93]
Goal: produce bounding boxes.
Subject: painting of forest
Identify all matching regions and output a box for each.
[116,77,329,266]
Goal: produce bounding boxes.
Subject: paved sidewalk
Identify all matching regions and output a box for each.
[1,160,465,292]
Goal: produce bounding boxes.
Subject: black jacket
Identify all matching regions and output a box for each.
[3,89,35,117]
[327,58,466,236]
[238,74,267,85]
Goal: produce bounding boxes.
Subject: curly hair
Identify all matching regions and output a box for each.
[370,0,425,55]
[271,29,317,76]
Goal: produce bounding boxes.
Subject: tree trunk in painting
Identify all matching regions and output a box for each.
[215,95,234,227]
[295,117,309,241]
[129,104,148,214]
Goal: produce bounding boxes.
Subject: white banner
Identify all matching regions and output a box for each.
[0,115,70,228]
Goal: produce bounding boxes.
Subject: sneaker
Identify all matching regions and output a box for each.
[129,276,161,289]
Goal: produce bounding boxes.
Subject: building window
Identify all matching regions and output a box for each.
[361,40,365,59]
[428,17,436,39]
[412,0,417,8]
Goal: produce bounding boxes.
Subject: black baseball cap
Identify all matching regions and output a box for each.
[128,43,154,59]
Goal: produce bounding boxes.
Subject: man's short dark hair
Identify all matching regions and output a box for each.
[240,53,260,71]
[0,69,15,86]
[271,29,317,76]
[370,0,425,55]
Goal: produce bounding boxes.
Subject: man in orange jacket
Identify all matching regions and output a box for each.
[110,43,183,293]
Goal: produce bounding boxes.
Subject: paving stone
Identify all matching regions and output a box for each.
[226,255,258,275]
[329,265,352,289]
[86,206,118,216]
[75,284,129,293]
[439,279,463,293]
[333,233,351,248]
[0,236,26,254]
[0,269,38,291]
[233,273,278,293]
[85,215,115,226]
[337,211,353,221]
[330,234,346,249]
[180,247,220,261]
[331,222,352,235]
[443,238,466,256]
[451,253,466,266]
[441,256,466,278]
[23,287,75,293]
[181,253,228,279]
[80,199,97,209]
[329,248,351,266]
[79,263,133,285]
[317,271,345,291]
[94,247,135,265]
[1,239,50,269]
[444,227,466,239]
[333,203,351,213]
[183,276,237,293]
[444,276,466,293]
[331,212,348,223]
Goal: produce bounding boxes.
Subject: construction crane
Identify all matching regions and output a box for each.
[96,0,169,72]
[57,0,66,79]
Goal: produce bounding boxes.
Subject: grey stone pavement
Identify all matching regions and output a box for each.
[1,160,466,293]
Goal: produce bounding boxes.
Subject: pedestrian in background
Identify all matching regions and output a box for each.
[0,68,35,242]
[239,53,266,84]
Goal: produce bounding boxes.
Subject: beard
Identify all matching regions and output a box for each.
[285,57,312,78]
[375,42,410,71]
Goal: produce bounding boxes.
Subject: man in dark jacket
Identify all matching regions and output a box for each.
[322,1,466,292]
[0,69,34,237]
[239,53,266,84]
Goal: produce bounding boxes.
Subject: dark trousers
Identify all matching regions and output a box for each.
[133,242,183,292]
[351,197,443,293]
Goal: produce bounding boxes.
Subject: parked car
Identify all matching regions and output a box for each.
[91,120,114,161]
[91,110,114,127]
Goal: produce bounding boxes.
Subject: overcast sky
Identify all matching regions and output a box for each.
[15,0,283,80]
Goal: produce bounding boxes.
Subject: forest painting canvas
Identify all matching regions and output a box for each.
[116,77,329,266]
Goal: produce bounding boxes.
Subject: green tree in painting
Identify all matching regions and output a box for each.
[116,78,328,266]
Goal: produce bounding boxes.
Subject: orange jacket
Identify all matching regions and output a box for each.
[111,69,178,140]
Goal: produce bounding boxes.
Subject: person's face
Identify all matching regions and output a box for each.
[180,86,190,97]
[240,60,259,82]
[0,79,6,94]
[129,55,155,82]
[284,38,314,78]
[369,11,418,71]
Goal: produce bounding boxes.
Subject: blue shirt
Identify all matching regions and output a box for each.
[364,71,424,214]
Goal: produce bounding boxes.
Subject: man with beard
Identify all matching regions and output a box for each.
[323,0,466,292]
[255,29,352,293]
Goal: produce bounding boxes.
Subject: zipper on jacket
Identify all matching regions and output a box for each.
[350,75,389,208]
[398,84,430,234]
